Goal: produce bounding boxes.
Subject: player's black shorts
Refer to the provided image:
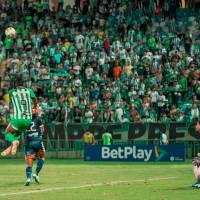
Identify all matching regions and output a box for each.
[25,140,45,158]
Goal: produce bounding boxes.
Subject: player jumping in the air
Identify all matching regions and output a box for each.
[25,107,45,186]
[1,76,37,157]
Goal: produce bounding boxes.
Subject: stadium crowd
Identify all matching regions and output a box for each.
[0,0,199,125]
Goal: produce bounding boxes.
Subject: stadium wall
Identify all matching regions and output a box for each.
[0,122,200,159]
[42,122,199,141]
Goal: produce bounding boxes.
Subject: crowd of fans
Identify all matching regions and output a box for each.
[0,0,199,125]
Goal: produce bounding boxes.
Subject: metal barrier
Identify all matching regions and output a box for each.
[0,139,199,159]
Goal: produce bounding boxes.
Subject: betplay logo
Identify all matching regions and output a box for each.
[101,146,152,161]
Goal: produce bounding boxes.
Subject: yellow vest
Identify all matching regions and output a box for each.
[83,132,93,144]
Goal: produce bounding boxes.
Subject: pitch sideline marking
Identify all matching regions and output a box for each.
[0,177,176,197]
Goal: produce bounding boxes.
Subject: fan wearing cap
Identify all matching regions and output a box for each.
[1,75,37,157]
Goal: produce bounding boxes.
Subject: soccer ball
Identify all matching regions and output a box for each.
[5,27,16,38]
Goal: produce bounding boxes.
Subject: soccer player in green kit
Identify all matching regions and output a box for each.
[1,75,37,156]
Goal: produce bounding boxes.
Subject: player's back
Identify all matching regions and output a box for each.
[25,116,43,142]
[9,87,36,120]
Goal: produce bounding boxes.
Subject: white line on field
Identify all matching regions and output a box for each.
[0,177,176,197]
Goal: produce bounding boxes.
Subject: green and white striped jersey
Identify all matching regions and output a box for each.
[9,88,36,120]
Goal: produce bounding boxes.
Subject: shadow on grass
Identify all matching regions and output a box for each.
[0,181,44,191]
[162,185,197,191]
[2,181,27,187]
[0,159,193,166]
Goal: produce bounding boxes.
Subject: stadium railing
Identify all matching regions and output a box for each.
[0,139,199,159]
[0,121,199,159]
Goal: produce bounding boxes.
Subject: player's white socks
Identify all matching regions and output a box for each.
[25,178,31,186]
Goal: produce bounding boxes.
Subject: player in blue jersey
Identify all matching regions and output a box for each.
[24,107,45,186]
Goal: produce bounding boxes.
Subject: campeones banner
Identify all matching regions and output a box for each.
[84,144,185,162]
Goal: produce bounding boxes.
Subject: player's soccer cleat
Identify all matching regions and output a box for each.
[194,182,200,188]
[192,182,200,188]
[1,151,7,157]
[25,178,31,186]
[33,174,40,184]
[1,146,12,157]
[192,182,199,187]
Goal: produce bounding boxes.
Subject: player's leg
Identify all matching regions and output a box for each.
[192,156,200,188]
[2,119,32,156]
[33,143,45,184]
[10,134,20,155]
[1,137,19,156]
[1,132,14,156]
[25,148,35,186]
[1,123,20,156]
[33,157,45,184]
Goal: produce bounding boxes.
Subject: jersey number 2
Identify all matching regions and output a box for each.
[29,122,36,132]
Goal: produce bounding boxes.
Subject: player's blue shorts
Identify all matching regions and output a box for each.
[25,140,45,159]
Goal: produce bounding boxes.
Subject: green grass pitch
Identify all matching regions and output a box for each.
[0,159,199,200]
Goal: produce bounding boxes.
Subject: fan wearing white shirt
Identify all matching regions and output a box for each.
[157,91,168,120]
[85,64,94,82]
[84,108,94,124]
[75,33,84,51]
[160,133,168,145]
[150,88,159,110]
[191,104,199,123]
[115,104,124,122]
[73,63,81,75]
[73,76,82,88]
